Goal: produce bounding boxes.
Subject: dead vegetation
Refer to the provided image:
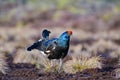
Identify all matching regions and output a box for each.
[0,54,8,74]
[64,54,102,73]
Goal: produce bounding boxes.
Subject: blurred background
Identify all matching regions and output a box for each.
[0,0,120,67]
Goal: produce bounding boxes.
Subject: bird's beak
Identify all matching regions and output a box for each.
[67,30,72,35]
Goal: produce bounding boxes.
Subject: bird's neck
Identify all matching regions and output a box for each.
[58,39,70,47]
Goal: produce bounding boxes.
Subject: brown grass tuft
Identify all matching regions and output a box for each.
[63,53,102,73]
[0,53,8,74]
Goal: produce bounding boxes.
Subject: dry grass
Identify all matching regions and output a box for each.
[115,65,120,78]
[63,53,102,73]
[115,69,120,78]
[14,50,59,72]
[0,53,8,74]
[90,39,119,51]
[115,56,120,78]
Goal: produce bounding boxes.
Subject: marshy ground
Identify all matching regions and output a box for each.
[0,56,119,80]
[0,1,120,79]
[0,26,120,80]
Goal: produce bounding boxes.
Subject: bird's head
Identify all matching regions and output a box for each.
[42,29,51,39]
[58,30,72,46]
[59,30,72,39]
[67,30,73,36]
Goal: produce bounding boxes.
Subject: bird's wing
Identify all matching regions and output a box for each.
[44,38,58,52]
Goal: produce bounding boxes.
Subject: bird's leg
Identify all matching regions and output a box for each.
[50,60,56,67]
[58,58,63,72]
[50,60,57,72]
[50,60,53,67]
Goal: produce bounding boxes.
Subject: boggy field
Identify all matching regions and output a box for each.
[0,57,119,80]
[0,25,120,80]
[0,0,120,79]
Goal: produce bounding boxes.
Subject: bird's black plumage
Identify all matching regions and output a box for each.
[44,38,69,60]
[27,29,72,72]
